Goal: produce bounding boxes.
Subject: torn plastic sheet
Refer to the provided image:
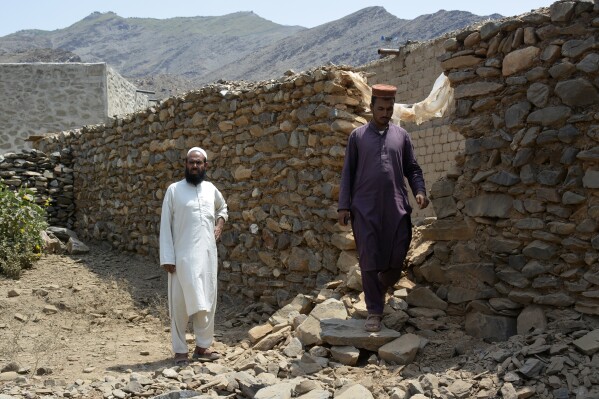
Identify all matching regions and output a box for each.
[393,73,454,125]
[342,71,454,126]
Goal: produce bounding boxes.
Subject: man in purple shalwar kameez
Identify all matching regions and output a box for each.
[338,84,429,332]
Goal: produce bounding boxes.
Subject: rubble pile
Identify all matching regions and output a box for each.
[2,276,599,399]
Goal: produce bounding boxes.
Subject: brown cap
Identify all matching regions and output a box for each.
[371,84,397,98]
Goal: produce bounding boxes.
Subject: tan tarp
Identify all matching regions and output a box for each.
[343,71,454,126]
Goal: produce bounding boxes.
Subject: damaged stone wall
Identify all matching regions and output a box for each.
[0,149,74,228]
[21,0,599,316]
[35,66,369,303]
[416,0,599,328]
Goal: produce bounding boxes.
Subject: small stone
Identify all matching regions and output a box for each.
[330,346,360,366]
[162,368,179,379]
[406,287,448,310]
[67,237,90,254]
[283,337,303,358]
[517,305,547,334]
[43,305,59,314]
[503,371,520,382]
[335,383,374,399]
[517,386,536,399]
[519,358,544,378]
[14,313,27,322]
[82,367,95,373]
[36,366,52,375]
[112,389,127,399]
[448,380,473,398]
[572,329,599,355]
[378,334,422,365]
[500,382,518,399]
[248,323,274,344]
[553,387,569,399]
[7,289,22,298]
[0,372,18,381]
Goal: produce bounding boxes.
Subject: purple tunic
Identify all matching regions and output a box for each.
[338,121,426,273]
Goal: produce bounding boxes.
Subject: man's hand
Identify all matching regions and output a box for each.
[214,217,225,241]
[338,210,351,226]
[416,192,430,209]
[163,264,176,273]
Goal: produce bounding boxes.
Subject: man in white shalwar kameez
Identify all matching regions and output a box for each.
[160,147,228,364]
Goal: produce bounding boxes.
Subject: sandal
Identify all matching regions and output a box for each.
[364,314,383,332]
[192,347,221,362]
[174,352,189,365]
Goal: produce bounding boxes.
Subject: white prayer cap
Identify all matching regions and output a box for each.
[187,147,207,161]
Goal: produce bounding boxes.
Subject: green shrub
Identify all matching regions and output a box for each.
[0,181,48,278]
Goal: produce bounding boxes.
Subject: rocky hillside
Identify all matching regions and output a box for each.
[0,8,500,97]
[0,11,305,81]
[203,7,499,83]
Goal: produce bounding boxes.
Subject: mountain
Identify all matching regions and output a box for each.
[0,11,305,80]
[202,7,499,83]
[0,8,500,97]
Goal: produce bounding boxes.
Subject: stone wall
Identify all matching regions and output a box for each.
[107,66,150,117]
[358,39,465,219]
[0,63,148,152]
[0,149,74,228]
[35,67,370,303]
[418,0,599,322]
[16,0,599,317]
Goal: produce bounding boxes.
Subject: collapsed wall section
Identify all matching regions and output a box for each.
[419,1,599,320]
[36,66,369,303]
[0,149,74,228]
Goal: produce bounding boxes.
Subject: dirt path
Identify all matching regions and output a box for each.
[0,243,248,383]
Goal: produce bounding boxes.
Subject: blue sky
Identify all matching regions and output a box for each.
[1,0,554,37]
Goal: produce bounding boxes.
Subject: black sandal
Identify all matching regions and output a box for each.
[192,347,221,361]
[365,314,383,332]
[174,353,189,365]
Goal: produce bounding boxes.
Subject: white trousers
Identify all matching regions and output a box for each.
[168,272,216,354]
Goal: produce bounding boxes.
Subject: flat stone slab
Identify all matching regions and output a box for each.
[378,333,422,365]
[320,318,401,351]
[335,384,374,399]
[572,329,599,355]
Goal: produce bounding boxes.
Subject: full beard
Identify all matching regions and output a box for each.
[185,168,206,185]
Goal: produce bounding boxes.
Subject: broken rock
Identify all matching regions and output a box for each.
[320,319,401,351]
[378,333,422,365]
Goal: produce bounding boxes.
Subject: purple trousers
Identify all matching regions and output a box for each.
[362,269,403,315]
[360,217,412,315]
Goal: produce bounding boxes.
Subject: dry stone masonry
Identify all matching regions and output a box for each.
[417,0,599,331]
[0,149,74,228]
[36,66,370,304]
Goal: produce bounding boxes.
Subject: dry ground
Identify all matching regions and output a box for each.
[0,243,251,383]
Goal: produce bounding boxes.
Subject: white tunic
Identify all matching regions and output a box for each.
[159,179,228,316]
